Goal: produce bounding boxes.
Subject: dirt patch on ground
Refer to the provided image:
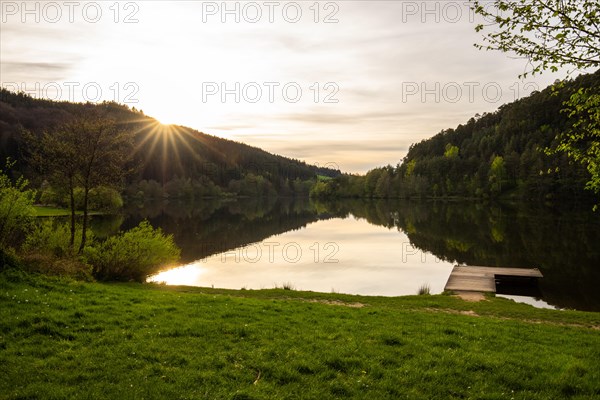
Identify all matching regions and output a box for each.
[304,299,366,308]
[428,308,599,330]
[453,291,487,302]
[428,308,480,317]
[516,318,600,330]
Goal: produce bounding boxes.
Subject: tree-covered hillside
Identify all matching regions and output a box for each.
[0,89,340,199]
[312,70,599,203]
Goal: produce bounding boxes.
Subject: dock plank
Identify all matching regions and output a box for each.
[445,276,496,292]
[444,265,543,293]
[455,266,543,278]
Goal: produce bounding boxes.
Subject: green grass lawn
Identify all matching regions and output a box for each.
[33,206,102,217]
[1,270,599,399]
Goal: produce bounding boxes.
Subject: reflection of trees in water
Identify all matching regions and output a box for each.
[95,197,599,311]
[89,214,125,239]
[118,197,339,263]
[319,199,600,311]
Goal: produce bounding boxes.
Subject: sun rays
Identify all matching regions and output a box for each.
[131,120,218,183]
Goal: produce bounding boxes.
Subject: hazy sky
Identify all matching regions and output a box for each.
[0,1,585,173]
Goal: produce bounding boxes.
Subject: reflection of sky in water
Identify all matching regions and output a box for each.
[151,217,455,296]
[496,295,557,310]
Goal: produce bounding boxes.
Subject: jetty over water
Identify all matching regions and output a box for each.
[444,265,543,293]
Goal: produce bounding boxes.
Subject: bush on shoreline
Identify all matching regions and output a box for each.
[9,216,180,283]
[0,247,22,272]
[23,219,95,258]
[20,219,95,280]
[0,162,35,248]
[85,221,180,282]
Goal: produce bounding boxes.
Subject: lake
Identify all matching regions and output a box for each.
[95,198,600,311]
[151,216,454,297]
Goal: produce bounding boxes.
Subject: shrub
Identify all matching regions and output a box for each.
[0,247,22,271]
[38,185,62,206]
[87,186,123,211]
[0,162,35,247]
[21,219,94,280]
[21,252,93,281]
[86,221,180,282]
[23,219,94,258]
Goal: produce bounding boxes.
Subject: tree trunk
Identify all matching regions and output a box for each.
[69,177,76,249]
[78,186,89,254]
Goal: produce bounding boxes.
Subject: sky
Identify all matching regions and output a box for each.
[0,0,586,173]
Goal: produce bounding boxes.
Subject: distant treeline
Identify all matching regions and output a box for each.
[0,89,340,200]
[312,70,600,203]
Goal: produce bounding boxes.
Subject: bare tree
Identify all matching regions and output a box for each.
[28,113,134,252]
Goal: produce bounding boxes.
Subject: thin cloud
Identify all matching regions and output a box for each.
[2,62,72,72]
[0,61,75,82]
[275,111,405,125]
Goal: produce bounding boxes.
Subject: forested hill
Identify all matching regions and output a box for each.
[0,89,340,198]
[312,70,600,202]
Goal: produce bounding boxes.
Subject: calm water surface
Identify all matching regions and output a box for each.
[151,217,454,296]
[97,198,599,311]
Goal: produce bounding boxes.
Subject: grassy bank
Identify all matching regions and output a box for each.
[1,271,599,399]
[33,206,105,217]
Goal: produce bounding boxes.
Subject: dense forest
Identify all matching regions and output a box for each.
[312,70,600,203]
[0,89,340,200]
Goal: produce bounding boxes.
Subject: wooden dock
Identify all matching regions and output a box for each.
[444,265,543,293]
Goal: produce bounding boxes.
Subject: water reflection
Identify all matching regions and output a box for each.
[121,197,326,262]
[151,217,455,296]
[92,198,600,311]
[496,295,557,310]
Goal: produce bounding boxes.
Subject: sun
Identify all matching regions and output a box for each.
[142,100,185,127]
[156,119,173,127]
[153,114,178,126]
